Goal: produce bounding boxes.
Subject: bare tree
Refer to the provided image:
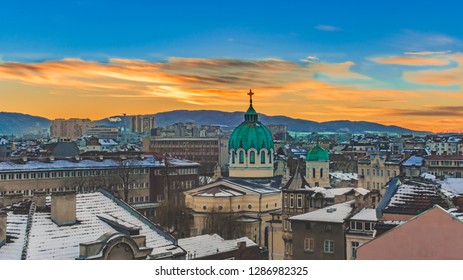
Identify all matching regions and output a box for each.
[114,156,141,202]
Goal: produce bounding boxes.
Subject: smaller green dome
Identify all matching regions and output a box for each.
[306,145,329,161]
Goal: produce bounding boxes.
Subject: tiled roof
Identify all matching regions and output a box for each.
[383,180,452,216]
[0,191,183,260]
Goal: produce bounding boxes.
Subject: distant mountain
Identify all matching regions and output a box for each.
[0,112,51,135]
[0,110,426,136]
[97,110,424,134]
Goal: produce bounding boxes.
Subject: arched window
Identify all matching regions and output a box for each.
[250,151,255,164]
[312,168,316,178]
[260,152,266,164]
[232,151,235,164]
[239,151,244,164]
[320,168,324,178]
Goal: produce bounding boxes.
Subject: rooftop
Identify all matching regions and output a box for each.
[289,200,354,223]
[0,190,184,260]
[178,234,257,259]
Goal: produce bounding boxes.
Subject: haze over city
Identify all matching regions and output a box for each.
[1,0,463,132]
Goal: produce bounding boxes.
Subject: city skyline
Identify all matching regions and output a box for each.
[1,1,463,132]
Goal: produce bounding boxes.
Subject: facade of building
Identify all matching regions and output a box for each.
[86,126,119,140]
[50,118,94,141]
[345,208,377,259]
[142,137,228,175]
[424,155,463,178]
[289,201,355,260]
[0,155,199,221]
[130,115,156,135]
[357,153,403,193]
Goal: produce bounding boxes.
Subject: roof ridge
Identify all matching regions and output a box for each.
[21,201,36,260]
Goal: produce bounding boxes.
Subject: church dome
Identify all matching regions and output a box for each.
[229,91,274,152]
[306,145,329,161]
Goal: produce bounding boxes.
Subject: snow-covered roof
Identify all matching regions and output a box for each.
[438,178,463,195]
[421,172,436,180]
[402,155,424,167]
[178,234,257,259]
[0,212,28,260]
[0,191,183,260]
[194,186,245,197]
[0,138,8,145]
[98,139,118,146]
[384,181,451,215]
[290,201,354,223]
[350,208,377,222]
[330,172,358,181]
[0,155,198,172]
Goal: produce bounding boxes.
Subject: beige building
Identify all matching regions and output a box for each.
[183,90,283,251]
[131,115,156,135]
[50,118,94,141]
[183,178,281,247]
[358,153,403,193]
[345,208,377,259]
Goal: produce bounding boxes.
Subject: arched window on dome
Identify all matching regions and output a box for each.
[250,151,255,164]
[320,168,324,178]
[260,151,266,164]
[268,153,272,163]
[239,151,244,164]
[312,168,316,178]
[232,151,236,164]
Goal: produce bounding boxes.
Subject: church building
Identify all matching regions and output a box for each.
[184,90,282,249]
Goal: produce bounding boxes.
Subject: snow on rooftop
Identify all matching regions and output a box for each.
[0,212,28,260]
[438,178,463,195]
[350,208,377,221]
[5,192,182,260]
[178,234,256,259]
[402,155,424,166]
[330,172,358,181]
[421,173,436,180]
[290,201,354,223]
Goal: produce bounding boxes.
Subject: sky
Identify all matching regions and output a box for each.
[1,0,463,132]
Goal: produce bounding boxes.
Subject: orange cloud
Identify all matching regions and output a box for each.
[403,54,463,86]
[373,55,450,66]
[0,56,461,132]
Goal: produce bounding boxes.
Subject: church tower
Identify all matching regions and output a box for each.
[228,90,275,178]
[305,145,330,187]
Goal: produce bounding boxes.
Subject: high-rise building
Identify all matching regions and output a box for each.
[50,118,94,141]
[130,115,156,135]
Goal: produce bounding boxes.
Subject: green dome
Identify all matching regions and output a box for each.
[306,145,329,161]
[229,104,274,151]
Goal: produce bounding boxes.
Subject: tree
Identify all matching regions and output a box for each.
[114,156,141,202]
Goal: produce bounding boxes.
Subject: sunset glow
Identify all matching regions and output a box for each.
[1,1,462,132]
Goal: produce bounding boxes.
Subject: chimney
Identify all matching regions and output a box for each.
[32,191,47,209]
[51,191,76,226]
[0,210,6,247]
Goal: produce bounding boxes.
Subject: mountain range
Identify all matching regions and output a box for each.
[0,110,426,135]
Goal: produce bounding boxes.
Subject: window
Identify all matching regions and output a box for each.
[260,152,265,164]
[297,194,303,208]
[351,221,363,231]
[320,168,323,178]
[250,151,255,164]
[312,168,316,178]
[324,240,334,254]
[304,238,314,252]
[351,241,359,259]
[324,224,332,232]
[239,151,244,164]
[290,194,294,208]
[285,242,292,255]
[232,152,235,164]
